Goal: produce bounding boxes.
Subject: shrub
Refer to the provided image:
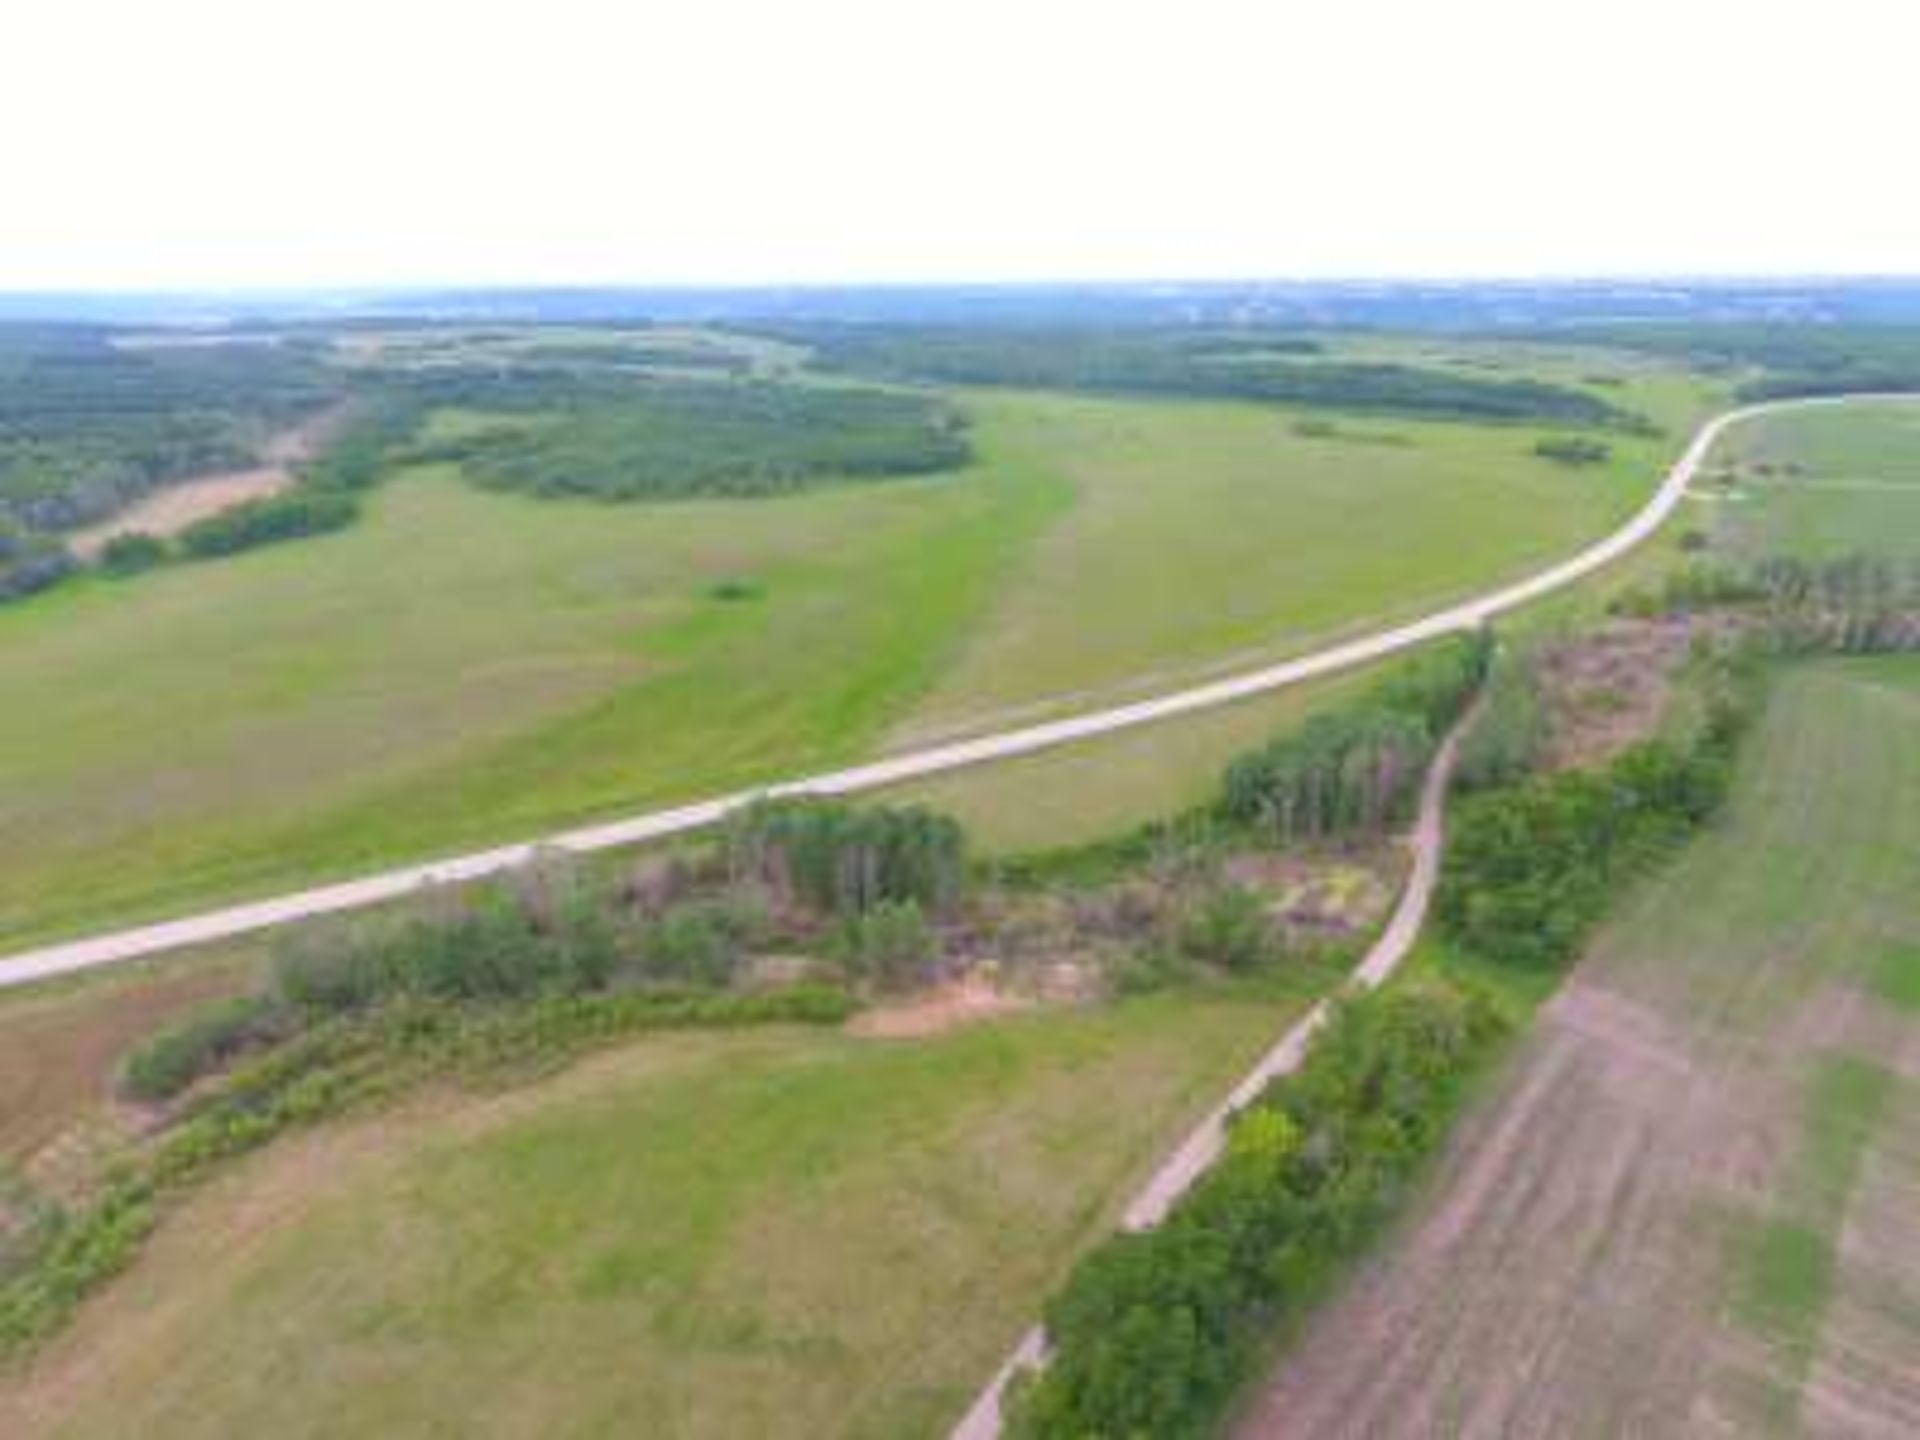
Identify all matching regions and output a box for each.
[707,576,763,602]
[1534,435,1611,465]
[97,531,169,576]
[271,880,623,1015]
[117,995,291,1101]
[831,899,936,988]
[1174,885,1274,972]
[632,892,768,986]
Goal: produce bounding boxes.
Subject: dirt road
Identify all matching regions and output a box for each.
[0,394,1900,992]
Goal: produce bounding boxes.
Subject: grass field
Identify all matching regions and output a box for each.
[898,379,1694,739]
[0,353,1709,949]
[0,980,1329,1439]
[1238,656,1920,1436]
[1711,397,1920,560]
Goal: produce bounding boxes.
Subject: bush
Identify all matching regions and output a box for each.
[1174,885,1274,972]
[632,892,768,986]
[117,995,290,1101]
[1013,981,1508,1438]
[1534,435,1612,465]
[97,531,169,576]
[271,878,623,1015]
[831,898,936,988]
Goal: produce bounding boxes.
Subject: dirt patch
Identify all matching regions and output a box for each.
[0,965,246,1167]
[1535,616,1697,770]
[848,973,1028,1039]
[65,406,346,560]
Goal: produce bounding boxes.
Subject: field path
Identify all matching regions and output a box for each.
[0,393,1898,991]
[949,701,1475,1440]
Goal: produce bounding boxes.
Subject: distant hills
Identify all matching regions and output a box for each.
[7,277,1920,331]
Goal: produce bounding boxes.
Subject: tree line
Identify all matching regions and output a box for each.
[1011,980,1508,1438]
[1218,633,1490,845]
[776,324,1645,428]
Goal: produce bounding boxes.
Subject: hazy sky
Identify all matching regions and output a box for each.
[6,0,1916,290]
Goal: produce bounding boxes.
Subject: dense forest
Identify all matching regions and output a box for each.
[1540,323,1920,400]
[773,325,1640,427]
[416,372,970,500]
[0,327,336,532]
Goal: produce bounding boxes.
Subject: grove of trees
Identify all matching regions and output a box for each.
[782,325,1642,427]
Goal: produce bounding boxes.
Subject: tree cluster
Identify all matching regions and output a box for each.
[1219,633,1490,844]
[1436,649,1758,970]
[423,375,971,501]
[785,325,1641,427]
[726,799,967,917]
[1014,980,1507,1439]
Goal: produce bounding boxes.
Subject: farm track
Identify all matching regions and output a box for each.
[949,701,1475,1440]
[0,394,1901,994]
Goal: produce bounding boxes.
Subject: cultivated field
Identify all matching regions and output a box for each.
[0,351,1704,947]
[1711,398,1920,560]
[1236,656,1920,1437]
[0,982,1328,1439]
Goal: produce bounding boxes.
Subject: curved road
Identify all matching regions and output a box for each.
[950,701,1475,1440]
[0,394,1877,991]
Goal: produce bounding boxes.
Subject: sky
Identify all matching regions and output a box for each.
[4,0,1917,291]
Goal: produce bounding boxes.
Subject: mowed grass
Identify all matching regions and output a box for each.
[0,362,1708,947]
[1712,397,1920,560]
[0,985,1320,1439]
[0,440,1065,948]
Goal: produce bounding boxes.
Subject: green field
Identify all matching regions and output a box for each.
[0,351,1709,948]
[1711,398,1920,559]
[0,983,1323,1439]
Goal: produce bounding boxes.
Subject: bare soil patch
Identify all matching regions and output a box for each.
[848,973,1028,1038]
[1535,616,1696,770]
[0,965,245,1167]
